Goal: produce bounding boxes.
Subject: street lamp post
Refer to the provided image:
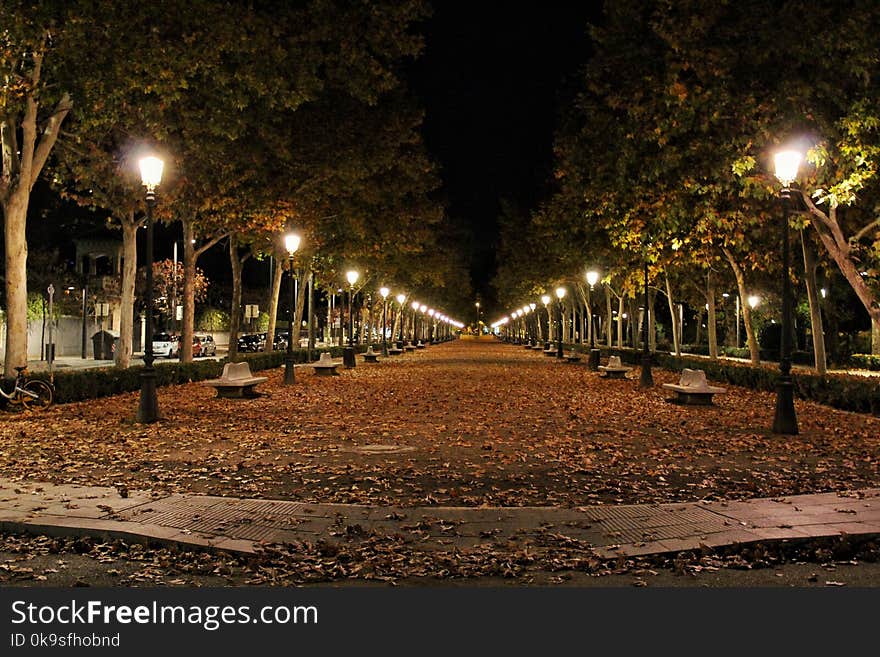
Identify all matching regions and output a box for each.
[586,269,601,370]
[344,270,358,368]
[283,232,301,385]
[475,301,481,336]
[772,149,801,434]
[136,155,164,423]
[396,293,406,347]
[541,294,551,349]
[379,287,390,356]
[640,257,654,388]
[555,287,566,358]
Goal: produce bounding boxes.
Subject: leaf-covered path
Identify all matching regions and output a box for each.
[1,338,878,507]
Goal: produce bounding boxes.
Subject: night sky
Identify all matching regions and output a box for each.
[409,2,597,308]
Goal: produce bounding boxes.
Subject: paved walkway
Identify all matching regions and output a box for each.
[1,478,877,559]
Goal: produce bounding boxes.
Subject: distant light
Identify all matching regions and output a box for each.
[529,303,536,311]
[722,293,730,298]
[346,270,359,286]
[379,287,390,299]
[748,295,760,309]
[586,270,600,288]
[541,295,551,306]
[820,288,827,299]
[555,287,566,300]
[419,304,427,313]
[397,293,406,304]
[411,301,420,310]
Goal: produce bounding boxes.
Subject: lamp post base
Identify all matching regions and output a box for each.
[639,353,654,388]
[589,349,601,371]
[772,377,799,434]
[343,346,356,368]
[137,367,159,423]
[284,353,296,385]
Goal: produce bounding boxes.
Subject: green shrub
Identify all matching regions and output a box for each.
[34,345,375,404]
[584,344,880,416]
[850,354,880,371]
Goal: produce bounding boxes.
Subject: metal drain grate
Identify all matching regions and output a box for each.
[117,497,305,539]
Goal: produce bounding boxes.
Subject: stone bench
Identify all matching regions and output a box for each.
[565,350,582,363]
[362,347,379,363]
[201,361,268,398]
[598,355,632,379]
[312,352,340,376]
[662,368,726,405]
[388,346,404,356]
[404,343,416,352]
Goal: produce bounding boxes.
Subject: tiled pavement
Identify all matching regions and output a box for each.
[1,477,878,558]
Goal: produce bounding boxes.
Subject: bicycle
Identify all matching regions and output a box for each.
[0,367,54,410]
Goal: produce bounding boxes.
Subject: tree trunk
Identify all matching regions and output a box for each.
[292,269,306,349]
[617,295,624,348]
[707,271,718,360]
[722,248,760,364]
[801,230,827,374]
[804,196,880,354]
[115,213,139,368]
[264,253,284,353]
[648,289,657,352]
[605,288,613,347]
[664,272,680,356]
[228,236,243,361]
[2,194,28,374]
[695,307,703,346]
[178,221,195,363]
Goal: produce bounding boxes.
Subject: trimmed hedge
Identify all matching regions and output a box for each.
[544,342,880,416]
[851,354,880,371]
[33,345,372,404]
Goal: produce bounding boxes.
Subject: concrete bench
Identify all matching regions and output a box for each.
[388,346,404,356]
[404,343,416,352]
[565,350,582,363]
[362,346,379,362]
[543,347,557,357]
[312,352,340,376]
[415,341,426,349]
[531,344,544,351]
[598,355,632,379]
[662,368,726,405]
[202,361,268,398]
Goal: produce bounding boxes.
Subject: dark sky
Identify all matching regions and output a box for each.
[409,2,598,307]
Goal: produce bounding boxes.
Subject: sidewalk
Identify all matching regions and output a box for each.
[1,478,877,559]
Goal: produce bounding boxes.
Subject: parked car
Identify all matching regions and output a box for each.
[179,335,202,358]
[237,334,262,352]
[196,334,217,357]
[273,331,289,351]
[152,333,179,358]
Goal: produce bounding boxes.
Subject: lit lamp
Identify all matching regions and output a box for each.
[136,155,163,424]
[283,232,301,384]
[475,301,481,336]
[586,269,601,370]
[771,148,802,434]
[555,287,566,358]
[379,287,390,356]
[344,270,359,368]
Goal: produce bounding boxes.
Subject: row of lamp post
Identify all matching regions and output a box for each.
[490,146,803,436]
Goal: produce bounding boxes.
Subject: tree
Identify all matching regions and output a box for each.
[1,2,76,372]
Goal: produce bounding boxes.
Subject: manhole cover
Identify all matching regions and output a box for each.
[349,444,416,455]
